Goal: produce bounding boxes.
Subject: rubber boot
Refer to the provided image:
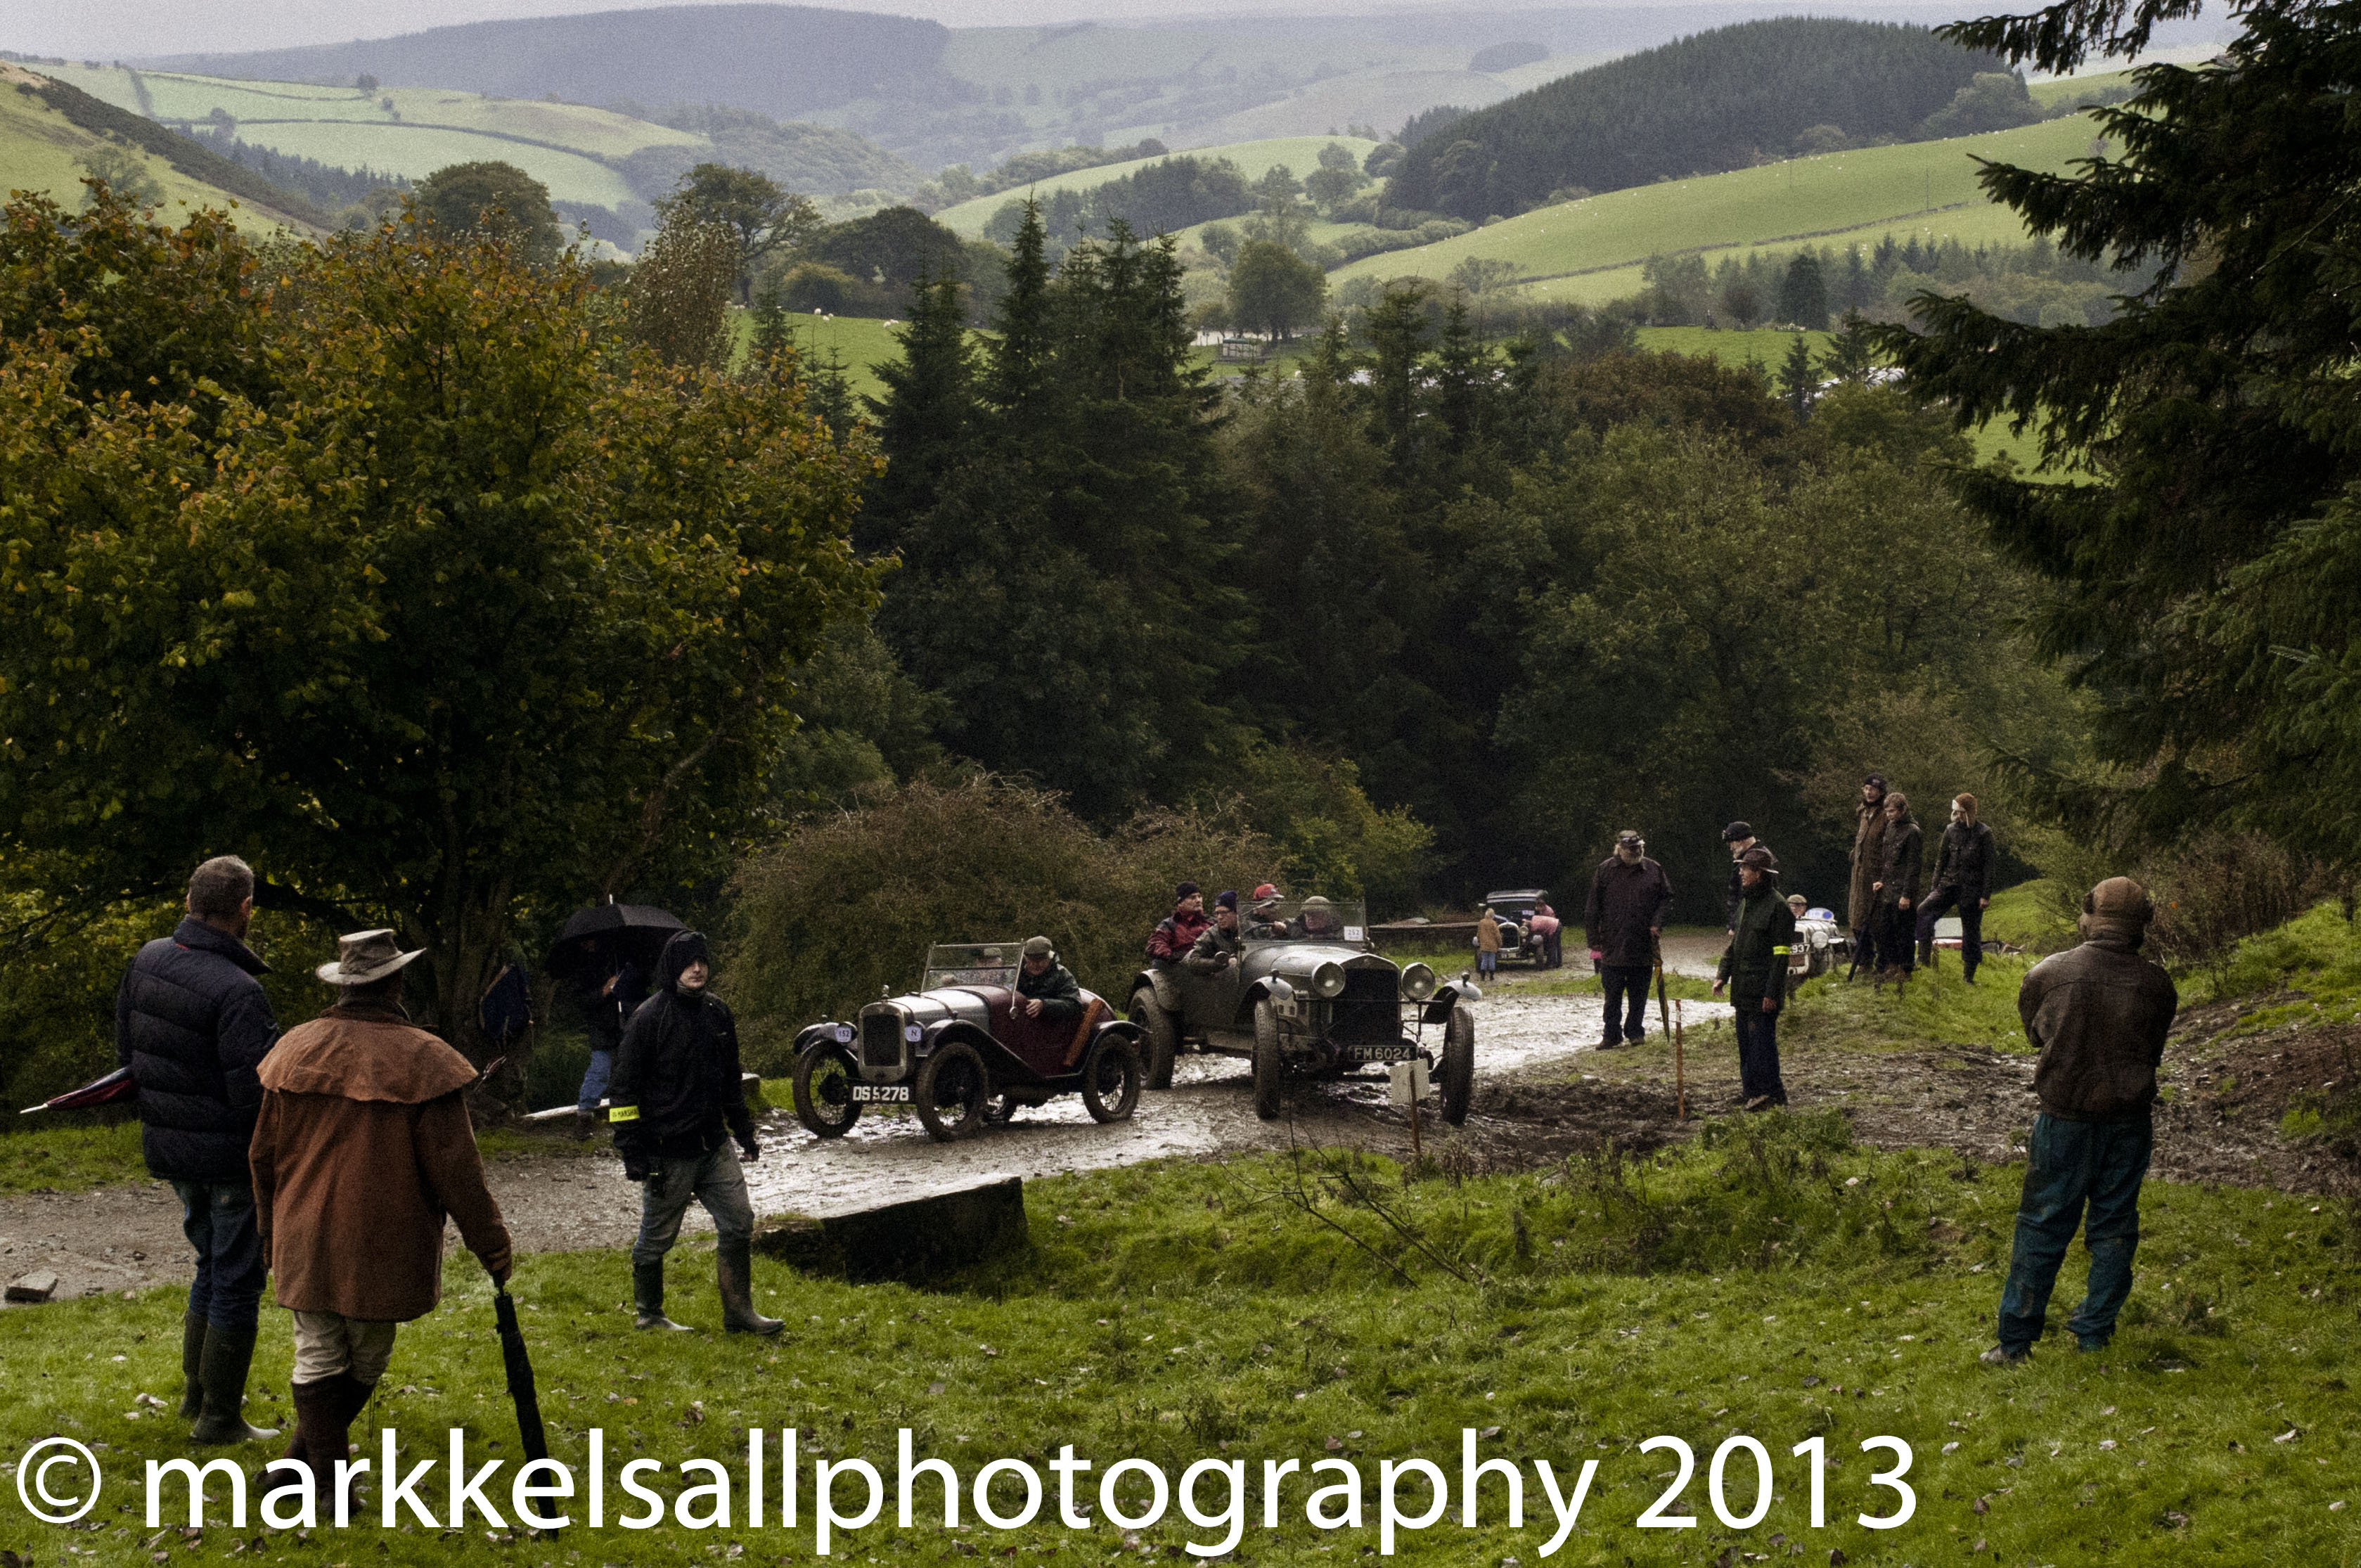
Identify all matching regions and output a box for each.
[189,1323,279,1444]
[573,1109,599,1142]
[717,1239,783,1336]
[179,1312,207,1419]
[1917,939,1935,970]
[633,1260,693,1331]
[316,1373,375,1519]
[287,1377,337,1471]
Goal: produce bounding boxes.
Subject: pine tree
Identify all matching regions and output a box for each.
[1777,332,1818,422]
[1778,252,1829,330]
[864,269,977,550]
[1364,283,1431,478]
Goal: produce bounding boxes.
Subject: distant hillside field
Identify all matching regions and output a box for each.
[1334,113,2102,300]
[0,63,314,229]
[1387,18,2005,219]
[933,135,1378,237]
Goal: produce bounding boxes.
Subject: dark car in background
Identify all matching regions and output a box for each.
[790,944,1145,1143]
[1484,888,1552,966]
[1129,898,1479,1124]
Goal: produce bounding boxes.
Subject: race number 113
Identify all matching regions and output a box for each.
[1633,1435,1915,1530]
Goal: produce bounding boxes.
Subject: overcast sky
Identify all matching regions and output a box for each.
[8,0,1749,59]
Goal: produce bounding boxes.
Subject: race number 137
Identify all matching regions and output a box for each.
[1634,1436,1915,1531]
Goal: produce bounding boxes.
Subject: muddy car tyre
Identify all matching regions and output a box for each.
[1252,998,1283,1121]
[1439,1005,1474,1126]
[1081,1034,1143,1123]
[1131,988,1179,1090]
[915,1039,991,1142]
[791,1043,862,1139]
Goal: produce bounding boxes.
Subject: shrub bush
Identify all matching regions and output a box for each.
[720,776,1276,1070]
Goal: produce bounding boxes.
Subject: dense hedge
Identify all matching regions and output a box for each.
[1385,18,1999,219]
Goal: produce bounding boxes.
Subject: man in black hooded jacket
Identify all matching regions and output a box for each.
[607,930,780,1335]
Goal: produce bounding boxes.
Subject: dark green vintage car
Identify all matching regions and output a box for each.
[1128,898,1479,1124]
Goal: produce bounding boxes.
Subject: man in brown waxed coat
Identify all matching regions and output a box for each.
[250,930,513,1500]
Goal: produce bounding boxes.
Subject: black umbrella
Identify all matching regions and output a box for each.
[543,904,686,981]
[494,1283,549,1463]
[20,1066,136,1115]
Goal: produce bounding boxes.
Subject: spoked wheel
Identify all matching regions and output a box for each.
[915,1040,990,1143]
[1252,998,1283,1122]
[1131,987,1178,1090]
[982,1094,1022,1127]
[791,1043,861,1139]
[1438,1005,1474,1126]
[1081,1034,1143,1123]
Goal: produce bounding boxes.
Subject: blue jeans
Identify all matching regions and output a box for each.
[1477,951,1497,977]
[1734,1007,1786,1104]
[577,1048,615,1113]
[170,1178,266,1330]
[633,1141,756,1267]
[1997,1112,2152,1353]
[1600,964,1649,1043]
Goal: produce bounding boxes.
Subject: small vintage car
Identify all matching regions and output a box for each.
[1483,888,1552,965]
[1128,897,1479,1124]
[790,944,1145,1143]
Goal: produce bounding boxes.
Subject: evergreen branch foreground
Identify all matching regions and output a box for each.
[5,1119,2355,1564]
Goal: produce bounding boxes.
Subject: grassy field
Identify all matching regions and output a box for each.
[4,1119,2354,1564]
[0,66,306,230]
[41,63,696,208]
[932,135,1381,237]
[1331,113,2106,300]
[726,311,911,405]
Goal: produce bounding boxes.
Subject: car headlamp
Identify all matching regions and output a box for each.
[1311,960,1348,999]
[1398,962,1437,1001]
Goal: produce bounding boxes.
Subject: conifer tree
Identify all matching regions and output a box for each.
[864,269,977,551]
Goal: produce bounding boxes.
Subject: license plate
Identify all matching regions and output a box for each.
[1344,1044,1418,1063]
[849,1084,912,1104]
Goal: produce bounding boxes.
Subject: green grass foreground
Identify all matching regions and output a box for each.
[4,1118,2355,1564]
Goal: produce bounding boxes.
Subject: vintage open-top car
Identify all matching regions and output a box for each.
[1484,888,1552,965]
[790,944,1145,1143]
[1129,897,1479,1124]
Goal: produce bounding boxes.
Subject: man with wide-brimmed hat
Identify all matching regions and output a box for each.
[249,930,513,1496]
[1981,878,2177,1366]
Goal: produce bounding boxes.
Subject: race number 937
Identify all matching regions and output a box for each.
[1634,1436,1914,1531]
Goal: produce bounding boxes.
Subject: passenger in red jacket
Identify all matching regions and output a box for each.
[1147,882,1211,967]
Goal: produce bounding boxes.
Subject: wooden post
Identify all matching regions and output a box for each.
[1674,998,1686,1121]
[1410,1095,1422,1163]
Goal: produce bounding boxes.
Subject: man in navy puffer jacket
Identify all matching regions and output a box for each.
[116,854,281,1444]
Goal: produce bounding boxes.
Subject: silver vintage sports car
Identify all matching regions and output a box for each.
[1128,898,1478,1124]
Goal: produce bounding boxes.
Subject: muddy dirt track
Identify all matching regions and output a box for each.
[6,972,2352,1308]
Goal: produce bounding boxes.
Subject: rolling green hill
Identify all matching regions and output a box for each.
[933,134,1379,238]
[1332,112,2103,302]
[0,63,315,230]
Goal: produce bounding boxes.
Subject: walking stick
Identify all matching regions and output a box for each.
[1675,999,1686,1121]
[1654,933,1683,1120]
[493,1282,549,1464]
[1652,933,1673,1043]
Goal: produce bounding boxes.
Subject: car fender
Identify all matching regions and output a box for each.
[1423,978,1480,1023]
[1093,1017,1145,1046]
[793,1021,855,1058]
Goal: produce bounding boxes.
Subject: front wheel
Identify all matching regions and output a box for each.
[1252,998,1283,1122]
[1081,1034,1143,1123]
[915,1041,989,1142]
[1438,1005,1474,1126]
[791,1043,861,1139]
[1131,987,1178,1090]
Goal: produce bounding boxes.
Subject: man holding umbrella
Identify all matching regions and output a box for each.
[609,930,780,1336]
[249,930,513,1493]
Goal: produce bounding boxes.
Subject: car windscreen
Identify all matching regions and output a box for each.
[922,944,1018,990]
[1241,899,1369,944]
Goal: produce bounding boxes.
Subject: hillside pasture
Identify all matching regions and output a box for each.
[933,134,1379,236]
[0,65,308,229]
[1334,113,2102,295]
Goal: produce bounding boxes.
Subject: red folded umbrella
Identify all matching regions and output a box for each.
[20,1066,136,1114]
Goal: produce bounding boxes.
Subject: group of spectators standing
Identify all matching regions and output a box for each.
[1848,773,1999,987]
[112,856,779,1494]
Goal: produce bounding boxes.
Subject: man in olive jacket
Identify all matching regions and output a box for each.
[1983,878,2178,1365]
[1713,847,1794,1110]
[1847,775,1888,973]
[610,930,779,1336]
[250,930,512,1497]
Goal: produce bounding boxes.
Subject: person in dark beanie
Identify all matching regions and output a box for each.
[1713,845,1794,1110]
[1982,878,2177,1365]
[115,854,281,1444]
[1147,882,1211,968]
[1870,791,1923,987]
[1847,775,1889,974]
[1584,830,1671,1050]
[1720,822,1764,934]
[1917,793,1999,982]
[249,930,512,1495]
[609,930,779,1335]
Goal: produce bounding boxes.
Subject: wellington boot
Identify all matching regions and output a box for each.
[1916,940,1936,970]
[717,1240,783,1336]
[189,1323,279,1444]
[287,1377,338,1470]
[315,1373,375,1521]
[633,1261,693,1331]
[179,1312,207,1420]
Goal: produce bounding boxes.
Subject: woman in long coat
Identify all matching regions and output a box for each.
[1848,774,1889,970]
